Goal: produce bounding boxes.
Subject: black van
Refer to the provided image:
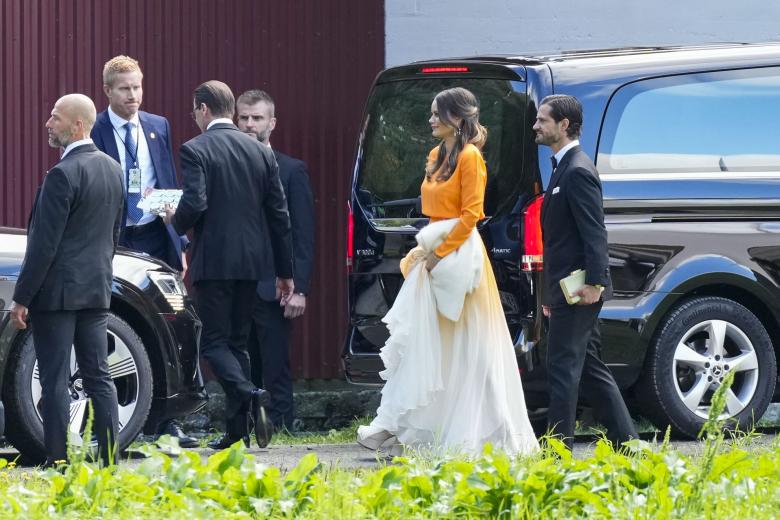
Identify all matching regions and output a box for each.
[343,43,780,438]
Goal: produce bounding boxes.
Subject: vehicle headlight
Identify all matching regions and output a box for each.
[148,271,187,312]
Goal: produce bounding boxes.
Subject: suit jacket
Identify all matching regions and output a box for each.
[91,109,187,270]
[172,123,293,283]
[256,150,315,301]
[540,145,611,307]
[13,144,124,311]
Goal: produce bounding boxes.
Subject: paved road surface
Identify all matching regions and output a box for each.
[3,431,777,471]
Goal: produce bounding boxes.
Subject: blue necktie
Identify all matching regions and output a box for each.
[124,122,144,224]
[551,155,558,171]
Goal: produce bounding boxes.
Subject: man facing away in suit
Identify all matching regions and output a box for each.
[236,90,315,433]
[90,55,198,448]
[534,94,638,451]
[163,81,294,450]
[10,94,124,466]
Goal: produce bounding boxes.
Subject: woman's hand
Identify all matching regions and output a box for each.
[425,252,443,271]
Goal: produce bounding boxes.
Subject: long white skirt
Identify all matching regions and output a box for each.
[359,242,539,456]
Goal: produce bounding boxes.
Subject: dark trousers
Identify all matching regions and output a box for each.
[546,302,638,450]
[31,309,119,465]
[195,279,257,437]
[248,298,293,430]
[120,217,177,270]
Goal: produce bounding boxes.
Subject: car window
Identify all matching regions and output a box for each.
[356,78,529,219]
[598,67,780,174]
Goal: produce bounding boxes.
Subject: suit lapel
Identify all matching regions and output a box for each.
[541,145,580,227]
[97,112,120,162]
[138,112,162,187]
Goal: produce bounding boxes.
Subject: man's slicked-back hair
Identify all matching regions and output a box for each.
[103,55,143,87]
[237,89,276,116]
[539,94,583,139]
[194,80,235,119]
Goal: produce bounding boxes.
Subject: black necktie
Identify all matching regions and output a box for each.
[551,155,558,171]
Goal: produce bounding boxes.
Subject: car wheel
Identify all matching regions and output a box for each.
[2,313,153,463]
[637,296,776,439]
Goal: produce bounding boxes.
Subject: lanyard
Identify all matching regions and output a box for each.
[111,123,141,168]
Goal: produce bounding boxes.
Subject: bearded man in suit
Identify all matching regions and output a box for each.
[236,89,315,433]
[11,94,124,466]
[535,94,638,451]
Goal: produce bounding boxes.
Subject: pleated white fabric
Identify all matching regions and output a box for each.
[358,219,539,457]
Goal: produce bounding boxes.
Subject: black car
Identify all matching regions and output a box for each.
[0,226,206,461]
[343,43,780,438]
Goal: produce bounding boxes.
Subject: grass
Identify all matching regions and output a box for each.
[3,375,779,518]
[269,417,368,446]
[2,431,780,518]
[188,416,369,448]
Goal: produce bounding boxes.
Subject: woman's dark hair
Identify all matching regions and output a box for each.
[539,94,582,139]
[194,80,235,119]
[426,87,488,182]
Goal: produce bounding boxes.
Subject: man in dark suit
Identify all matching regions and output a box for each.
[163,81,294,449]
[236,90,315,432]
[10,94,124,466]
[535,94,638,450]
[90,55,197,447]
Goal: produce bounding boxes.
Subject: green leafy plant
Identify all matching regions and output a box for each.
[3,398,780,518]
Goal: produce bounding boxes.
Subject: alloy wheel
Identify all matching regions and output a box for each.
[672,319,759,419]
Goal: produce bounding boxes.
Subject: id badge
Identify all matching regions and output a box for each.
[128,168,142,193]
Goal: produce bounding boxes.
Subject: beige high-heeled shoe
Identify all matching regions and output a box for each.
[356,428,393,450]
[378,436,404,457]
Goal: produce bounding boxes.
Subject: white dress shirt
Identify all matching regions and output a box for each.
[61,138,94,159]
[206,117,234,130]
[554,139,580,167]
[108,106,158,226]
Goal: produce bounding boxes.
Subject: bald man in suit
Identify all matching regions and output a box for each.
[11,94,124,466]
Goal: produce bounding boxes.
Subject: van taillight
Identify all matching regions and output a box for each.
[521,195,544,272]
[346,201,354,273]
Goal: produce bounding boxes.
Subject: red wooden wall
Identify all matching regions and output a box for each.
[0,0,385,378]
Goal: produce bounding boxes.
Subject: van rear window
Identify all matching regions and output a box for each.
[355,78,530,219]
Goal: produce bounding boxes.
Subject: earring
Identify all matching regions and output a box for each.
[455,127,461,136]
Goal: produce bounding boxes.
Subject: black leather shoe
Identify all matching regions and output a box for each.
[158,420,199,448]
[250,389,273,448]
[207,433,250,450]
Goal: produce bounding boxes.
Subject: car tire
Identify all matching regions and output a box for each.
[637,296,776,439]
[2,313,153,463]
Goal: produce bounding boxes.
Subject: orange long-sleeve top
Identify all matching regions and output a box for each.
[421,143,487,257]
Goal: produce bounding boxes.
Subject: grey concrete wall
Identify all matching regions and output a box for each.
[386,0,780,66]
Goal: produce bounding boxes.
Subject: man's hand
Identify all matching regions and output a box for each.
[162,203,175,226]
[575,284,603,305]
[542,305,551,318]
[284,293,306,319]
[277,278,295,306]
[10,301,28,330]
[425,252,442,272]
[180,252,188,278]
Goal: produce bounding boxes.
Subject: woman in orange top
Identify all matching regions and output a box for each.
[357,87,539,456]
